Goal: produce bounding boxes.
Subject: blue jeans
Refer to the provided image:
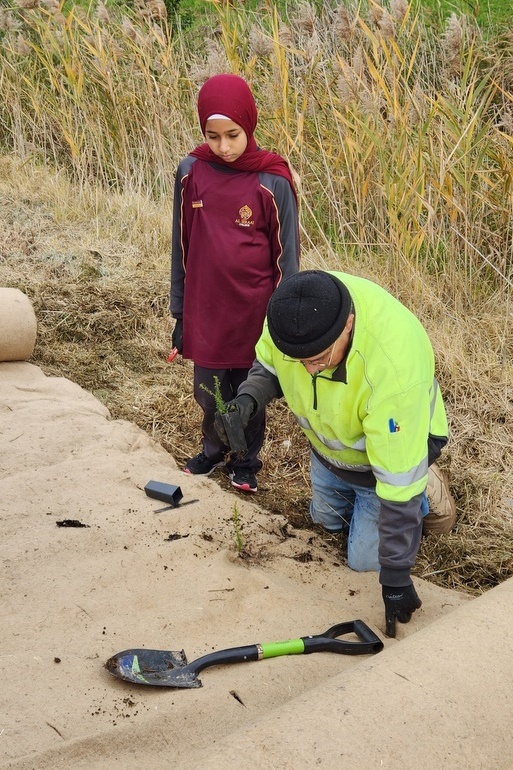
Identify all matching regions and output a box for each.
[309,451,428,572]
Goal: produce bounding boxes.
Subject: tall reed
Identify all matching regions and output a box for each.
[0,0,511,295]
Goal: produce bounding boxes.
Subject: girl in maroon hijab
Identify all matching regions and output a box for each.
[170,73,299,492]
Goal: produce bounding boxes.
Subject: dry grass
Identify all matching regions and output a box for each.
[1,2,512,280]
[1,154,513,597]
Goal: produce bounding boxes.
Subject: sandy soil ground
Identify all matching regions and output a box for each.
[0,359,474,769]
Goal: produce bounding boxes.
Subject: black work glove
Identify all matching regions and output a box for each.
[171,318,183,353]
[382,583,422,638]
[214,395,256,448]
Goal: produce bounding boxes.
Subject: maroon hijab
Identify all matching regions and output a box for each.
[189,73,296,196]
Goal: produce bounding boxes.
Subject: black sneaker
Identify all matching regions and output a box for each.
[229,468,257,493]
[184,452,223,476]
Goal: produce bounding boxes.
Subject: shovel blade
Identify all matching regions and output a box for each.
[105,648,201,688]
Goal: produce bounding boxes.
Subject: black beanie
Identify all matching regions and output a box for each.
[267,271,352,359]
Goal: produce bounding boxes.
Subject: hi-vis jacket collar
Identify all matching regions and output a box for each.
[314,322,355,385]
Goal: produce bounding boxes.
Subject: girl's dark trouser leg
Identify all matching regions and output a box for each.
[193,366,229,461]
[226,368,264,473]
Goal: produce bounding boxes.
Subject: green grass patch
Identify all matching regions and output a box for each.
[418,0,511,28]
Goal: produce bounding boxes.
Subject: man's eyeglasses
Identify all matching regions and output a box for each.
[283,341,336,370]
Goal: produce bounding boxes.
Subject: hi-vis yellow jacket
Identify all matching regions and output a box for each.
[239,272,448,579]
[252,271,448,502]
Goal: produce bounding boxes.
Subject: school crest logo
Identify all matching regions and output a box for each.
[235,205,254,227]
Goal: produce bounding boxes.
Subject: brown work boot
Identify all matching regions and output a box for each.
[423,463,457,535]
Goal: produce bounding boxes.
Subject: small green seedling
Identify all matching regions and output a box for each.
[199,375,227,413]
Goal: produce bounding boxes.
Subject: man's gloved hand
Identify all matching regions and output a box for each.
[171,318,183,353]
[382,583,422,638]
[214,395,255,446]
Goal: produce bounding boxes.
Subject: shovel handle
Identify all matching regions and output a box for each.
[189,645,260,675]
[192,620,383,674]
[301,620,384,655]
[258,621,384,659]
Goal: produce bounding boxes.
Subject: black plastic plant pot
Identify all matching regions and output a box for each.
[221,410,248,454]
[144,481,184,507]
